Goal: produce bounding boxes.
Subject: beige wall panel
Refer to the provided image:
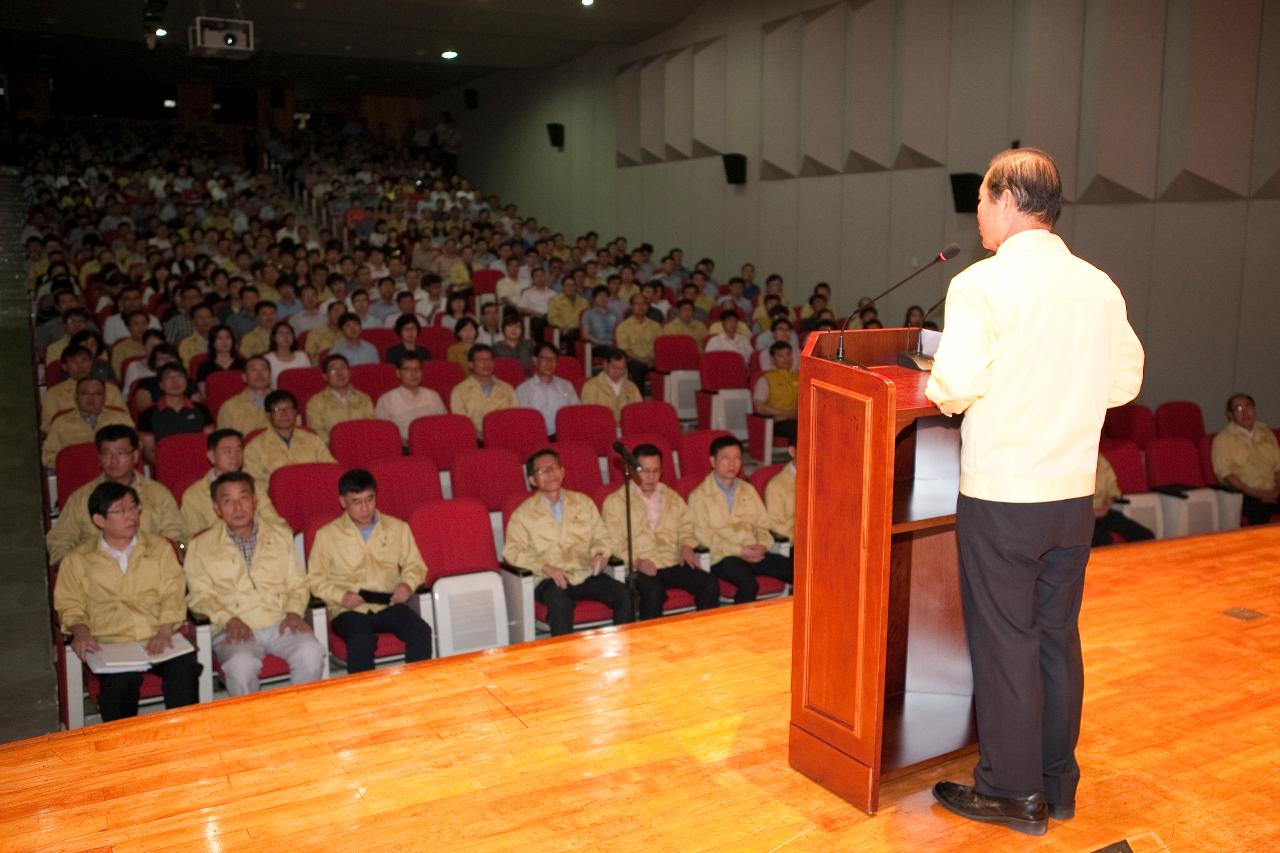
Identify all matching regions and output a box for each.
[945,0,1014,173]
[757,180,801,295]
[639,56,666,163]
[761,15,804,178]
[840,172,893,307]
[615,63,642,165]
[1070,205,1155,346]
[894,0,951,168]
[800,4,846,174]
[692,38,728,155]
[663,47,695,159]
[883,169,948,324]
[795,177,844,292]
[1232,201,1280,423]
[687,156,728,265]
[1252,0,1280,195]
[845,0,895,171]
[1010,0,1084,200]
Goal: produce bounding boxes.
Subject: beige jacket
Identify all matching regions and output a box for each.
[305,387,374,444]
[242,428,336,483]
[216,389,270,436]
[184,518,310,632]
[449,376,518,435]
[580,373,641,424]
[602,483,696,568]
[764,463,796,540]
[47,474,187,565]
[41,379,127,432]
[53,533,187,643]
[180,472,285,536]
[42,406,134,468]
[503,490,611,586]
[308,513,428,618]
[688,473,773,563]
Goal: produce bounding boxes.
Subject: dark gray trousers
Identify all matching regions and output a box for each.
[956,493,1093,805]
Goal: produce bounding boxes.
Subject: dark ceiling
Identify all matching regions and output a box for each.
[1,0,703,101]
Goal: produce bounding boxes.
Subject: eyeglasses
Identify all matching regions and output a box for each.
[531,463,562,477]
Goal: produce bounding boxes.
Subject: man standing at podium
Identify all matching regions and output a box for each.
[925,148,1144,836]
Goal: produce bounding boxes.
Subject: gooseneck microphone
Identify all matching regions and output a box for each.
[829,242,962,364]
[613,441,642,472]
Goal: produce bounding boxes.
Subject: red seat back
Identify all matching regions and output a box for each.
[750,463,786,496]
[1104,403,1156,450]
[1145,436,1206,489]
[619,400,682,446]
[277,368,326,419]
[350,363,398,401]
[360,328,398,360]
[471,269,501,296]
[409,499,500,585]
[483,408,550,462]
[554,356,585,386]
[699,351,748,390]
[555,404,617,457]
[46,361,67,386]
[1155,400,1206,441]
[654,335,700,372]
[365,457,443,520]
[1197,434,1219,486]
[329,419,403,468]
[1100,441,1148,494]
[418,328,456,361]
[554,440,603,492]
[186,353,208,381]
[678,429,733,479]
[204,370,246,419]
[610,433,677,485]
[407,413,477,471]
[269,462,345,532]
[492,357,526,387]
[420,360,465,407]
[450,448,527,511]
[589,483,619,512]
[55,443,101,510]
[153,432,209,494]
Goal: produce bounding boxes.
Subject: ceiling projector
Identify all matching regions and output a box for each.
[188,16,255,59]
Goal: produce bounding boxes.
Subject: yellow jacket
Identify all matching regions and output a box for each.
[53,533,187,643]
[1212,422,1280,491]
[216,389,270,436]
[238,327,270,358]
[688,473,773,562]
[110,338,146,378]
[580,373,641,423]
[764,463,796,540]
[305,387,374,443]
[449,376,518,435]
[184,518,310,632]
[178,333,206,366]
[1094,455,1121,513]
[308,513,428,618]
[180,472,285,536]
[242,428,336,483]
[42,406,135,468]
[660,320,708,345]
[42,379,126,432]
[547,293,588,331]
[615,316,661,363]
[47,474,188,565]
[502,490,611,586]
[305,325,339,363]
[602,483,696,567]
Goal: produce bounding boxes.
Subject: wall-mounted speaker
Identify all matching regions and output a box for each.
[547,122,565,150]
[463,88,478,110]
[722,153,746,185]
[950,172,982,213]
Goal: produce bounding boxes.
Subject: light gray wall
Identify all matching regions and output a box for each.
[430,0,1280,425]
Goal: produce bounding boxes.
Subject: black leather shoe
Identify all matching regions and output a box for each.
[1048,802,1075,820]
[932,781,1048,836]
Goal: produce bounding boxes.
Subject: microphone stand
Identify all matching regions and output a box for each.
[614,446,640,618]
[826,243,959,365]
[897,292,948,371]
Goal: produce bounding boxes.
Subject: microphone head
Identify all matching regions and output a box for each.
[938,242,961,262]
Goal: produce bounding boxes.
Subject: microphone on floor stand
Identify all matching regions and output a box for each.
[827,242,961,366]
[613,441,641,615]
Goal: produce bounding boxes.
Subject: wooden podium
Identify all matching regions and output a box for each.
[788,327,976,814]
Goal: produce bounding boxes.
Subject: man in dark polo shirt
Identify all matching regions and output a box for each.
[137,363,215,464]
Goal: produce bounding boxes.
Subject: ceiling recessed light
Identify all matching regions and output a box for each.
[441,50,459,60]
[163,99,176,108]
[581,0,594,6]
[154,27,167,37]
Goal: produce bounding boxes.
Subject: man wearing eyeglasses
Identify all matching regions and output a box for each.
[242,389,337,483]
[503,448,634,635]
[47,424,187,565]
[1212,393,1280,526]
[53,481,199,721]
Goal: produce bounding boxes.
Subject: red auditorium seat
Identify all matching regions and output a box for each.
[410,499,500,578]
[419,360,465,407]
[649,334,701,412]
[45,360,67,386]
[329,419,403,468]
[350,363,398,401]
[695,351,749,431]
[678,429,732,480]
[203,370,246,419]
[54,443,103,510]
[471,269,501,306]
[1104,403,1156,450]
[1155,401,1206,441]
[611,433,677,485]
[365,457,443,520]
[360,328,398,361]
[153,432,210,494]
[492,357,526,387]
[750,463,787,497]
[450,448,527,511]
[483,408,550,462]
[554,356,586,394]
[1197,434,1219,486]
[1100,441,1150,494]
[186,353,208,382]
[1145,436,1207,489]
[554,441,604,493]
[278,368,327,421]
[408,413,477,474]
[620,401,682,447]
[555,404,617,458]
[418,328,456,362]
[269,462,345,532]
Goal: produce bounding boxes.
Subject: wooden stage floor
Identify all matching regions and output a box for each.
[5,526,1280,852]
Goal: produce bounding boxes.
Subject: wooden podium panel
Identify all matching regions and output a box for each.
[789,328,975,813]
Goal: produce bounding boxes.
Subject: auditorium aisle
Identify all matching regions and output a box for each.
[0,168,59,740]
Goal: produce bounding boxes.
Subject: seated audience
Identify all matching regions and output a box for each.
[109,310,152,378]
[42,346,127,432]
[615,295,661,388]
[308,469,432,674]
[662,300,709,345]
[46,424,187,564]
[137,364,215,463]
[53,481,198,722]
[385,314,433,366]
[242,389,337,482]
[450,344,518,437]
[492,312,536,374]
[197,324,244,387]
[753,341,799,444]
[765,445,797,540]
[177,304,216,366]
[688,436,793,603]
[237,301,278,358]
[328,313,379,367]
[216,356,273,436]
[1212,393,1280,525]
[705,310,754,365]
[503,448,633,636]
[580,348,642,424]
[264,320,310,382]
[305,303,347,364]
[447,317,479,371]
[602,443,718,619]
[375,355,446,444]
[516,343,581,437]
[580,285,618,350]
[42,377,134,468]
[181,429,284,534]
[184,472,326,696]
[1091,453,1154,547]
[475,301,504,346]
[306,354,375,443]
[547,277,588,354]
